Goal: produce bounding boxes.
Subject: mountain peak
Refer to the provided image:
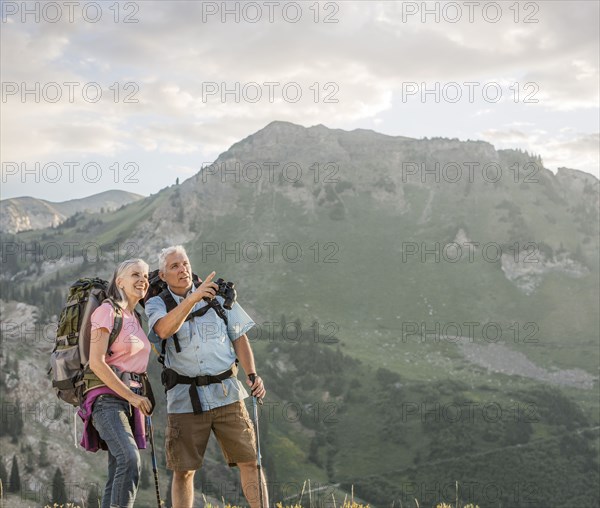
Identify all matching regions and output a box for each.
[557,166,599,184]
[260,120,305,133]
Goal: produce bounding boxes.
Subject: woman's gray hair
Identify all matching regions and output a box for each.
[106,258,149,306]
[158,245,188,273]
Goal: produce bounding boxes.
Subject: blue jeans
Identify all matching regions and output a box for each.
[92,395,141,508]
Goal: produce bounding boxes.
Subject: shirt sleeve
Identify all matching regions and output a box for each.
[144,296,167,346]
[90,301,115,333]
[224,300,255,341]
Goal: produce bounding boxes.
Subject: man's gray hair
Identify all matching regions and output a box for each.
[158,245,188,272]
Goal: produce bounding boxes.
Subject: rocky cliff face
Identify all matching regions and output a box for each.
[0,300,103,505]
[129,121,598,282]
[2,122,597,292]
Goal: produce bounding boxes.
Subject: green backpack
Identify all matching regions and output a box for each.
[49,278,125,406]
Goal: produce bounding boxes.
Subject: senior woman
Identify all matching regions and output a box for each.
[81,258,154,508]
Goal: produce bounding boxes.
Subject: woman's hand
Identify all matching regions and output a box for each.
[128,393,153,416]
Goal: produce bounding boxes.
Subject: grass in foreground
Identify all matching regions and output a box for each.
[40,503,480,508]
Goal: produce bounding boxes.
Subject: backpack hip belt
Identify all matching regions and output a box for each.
[161,363,238,415]
[84,368,156,412]
[120,371,156,410]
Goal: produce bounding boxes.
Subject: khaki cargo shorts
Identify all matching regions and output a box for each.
[165,401,257,470]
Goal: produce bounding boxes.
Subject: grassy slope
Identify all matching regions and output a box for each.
[1,164,598,506]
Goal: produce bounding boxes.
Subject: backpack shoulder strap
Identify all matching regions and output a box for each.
[104,299,124,355]
[159,288,179,313]
[179,297,228,327]
[158,289,182,357]
[213,299,228,326]
[190,277,229,326]
[155,286,229,363]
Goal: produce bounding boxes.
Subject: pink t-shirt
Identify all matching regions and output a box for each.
[90,301,151,374]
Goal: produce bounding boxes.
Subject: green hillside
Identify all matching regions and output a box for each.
[0,122,598,507]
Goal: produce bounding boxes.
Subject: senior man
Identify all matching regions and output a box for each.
[145,245,268,508]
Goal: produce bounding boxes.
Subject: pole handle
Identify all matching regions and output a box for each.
[248,374,264,405]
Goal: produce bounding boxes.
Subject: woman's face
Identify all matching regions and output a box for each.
[117,262,149,301]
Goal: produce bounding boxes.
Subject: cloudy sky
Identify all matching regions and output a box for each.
[1,0,598,201]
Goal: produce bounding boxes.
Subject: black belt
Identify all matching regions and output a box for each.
[161,365,237,415]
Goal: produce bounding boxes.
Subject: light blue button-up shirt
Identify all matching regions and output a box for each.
[145,284,255,414]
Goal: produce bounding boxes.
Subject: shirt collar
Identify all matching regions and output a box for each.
[168,283,196,303]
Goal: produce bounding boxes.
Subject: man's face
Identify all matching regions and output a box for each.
[161,251,193,295]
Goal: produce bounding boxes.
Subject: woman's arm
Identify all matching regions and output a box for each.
[89,326,153,415]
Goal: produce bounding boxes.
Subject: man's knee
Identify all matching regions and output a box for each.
[237,460,258,471]
[173,470,195,483]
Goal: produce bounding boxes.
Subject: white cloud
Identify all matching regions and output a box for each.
[1,0,598,199]
[166,164,197,176]
[481,128,530,143]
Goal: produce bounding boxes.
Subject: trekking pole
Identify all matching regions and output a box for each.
[248,374,265,508]
[146,416,162,508]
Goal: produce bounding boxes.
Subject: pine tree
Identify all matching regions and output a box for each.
[165,471,173,508]
[86,483,100,508]
[8,455,20,493]
[52,467,68,505]
[0,456,8,492]
[39,440,50,467]
[25,450,34,473]
[7,398,23,443]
